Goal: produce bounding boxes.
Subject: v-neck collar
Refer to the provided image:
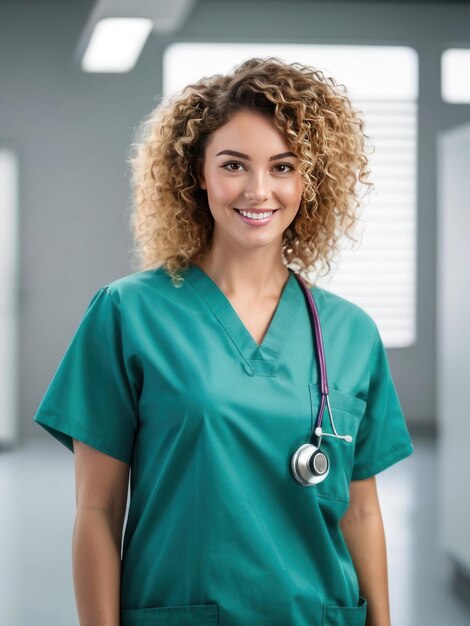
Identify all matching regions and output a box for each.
[184,263,304,375]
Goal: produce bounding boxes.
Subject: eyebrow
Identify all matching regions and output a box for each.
[215,149,297,161]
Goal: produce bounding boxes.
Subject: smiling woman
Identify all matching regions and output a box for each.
[127,57,372,287]
[197,109,303,253]
[33,57,413,626]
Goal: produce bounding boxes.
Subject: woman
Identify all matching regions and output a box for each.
[34,57,413,626]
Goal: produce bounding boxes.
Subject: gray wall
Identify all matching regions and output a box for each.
[1,0,469,442]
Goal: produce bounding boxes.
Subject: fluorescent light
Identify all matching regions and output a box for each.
[81,17,153,73]
[442,49,470,103]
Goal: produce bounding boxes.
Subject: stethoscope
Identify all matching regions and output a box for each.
[290,272,353,487]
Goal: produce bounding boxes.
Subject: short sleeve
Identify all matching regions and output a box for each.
[351,330,414,480]
[33,286,138,465]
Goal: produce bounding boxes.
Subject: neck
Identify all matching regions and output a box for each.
[194,246,289,300]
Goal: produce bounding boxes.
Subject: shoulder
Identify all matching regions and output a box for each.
[96,266,176,305]
[310,283,381,347]
[80,268,180,321]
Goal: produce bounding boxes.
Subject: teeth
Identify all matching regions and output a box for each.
[238,210,274,220]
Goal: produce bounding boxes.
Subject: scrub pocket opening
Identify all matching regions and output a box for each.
[322,595,367,625]
[308,384,366,504]
[121,603,219,625]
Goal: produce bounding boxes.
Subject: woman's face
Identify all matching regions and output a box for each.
[199,108,303,255]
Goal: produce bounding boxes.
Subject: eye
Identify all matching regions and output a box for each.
[221,161,245,172]
[272,163,295,174]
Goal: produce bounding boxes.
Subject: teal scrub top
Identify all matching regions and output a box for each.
[33,263,414,626]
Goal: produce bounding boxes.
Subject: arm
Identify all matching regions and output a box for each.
[72,439,130,626]
[339,476,390,626]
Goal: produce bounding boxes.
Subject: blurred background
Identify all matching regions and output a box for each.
[1,0,469,624]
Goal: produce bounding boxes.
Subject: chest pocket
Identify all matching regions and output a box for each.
[308,384,366,504]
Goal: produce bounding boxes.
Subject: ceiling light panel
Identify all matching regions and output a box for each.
[81,17,153,73]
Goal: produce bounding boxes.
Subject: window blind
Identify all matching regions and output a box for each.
[314,100,417,347]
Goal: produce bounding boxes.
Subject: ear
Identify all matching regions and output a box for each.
[195,160,206,189]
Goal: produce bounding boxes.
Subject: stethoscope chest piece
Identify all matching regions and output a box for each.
[291,443,330,486]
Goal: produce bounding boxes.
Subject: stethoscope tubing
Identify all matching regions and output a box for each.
[292,271,329,436]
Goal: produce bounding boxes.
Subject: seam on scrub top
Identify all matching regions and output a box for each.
[99,286,142,415]
[308,382,317,432]
[185,281,255,375]
[352,442,414,480]
[313,491,350,505]
[34,410,133,465]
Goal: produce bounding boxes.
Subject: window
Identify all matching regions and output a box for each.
[441,49,470,103]
[163,44,418,347]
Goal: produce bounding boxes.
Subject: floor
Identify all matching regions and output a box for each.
[0,434,469,625]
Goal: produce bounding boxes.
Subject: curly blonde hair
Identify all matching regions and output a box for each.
[127,57,372,287]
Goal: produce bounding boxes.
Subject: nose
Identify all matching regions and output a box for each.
[244,171,270,203]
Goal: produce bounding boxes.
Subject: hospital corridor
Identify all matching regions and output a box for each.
[1,0,470,625]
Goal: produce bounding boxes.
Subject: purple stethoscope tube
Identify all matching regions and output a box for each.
[292,271,353,446]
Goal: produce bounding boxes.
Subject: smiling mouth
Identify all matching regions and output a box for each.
[234,208,278,220]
